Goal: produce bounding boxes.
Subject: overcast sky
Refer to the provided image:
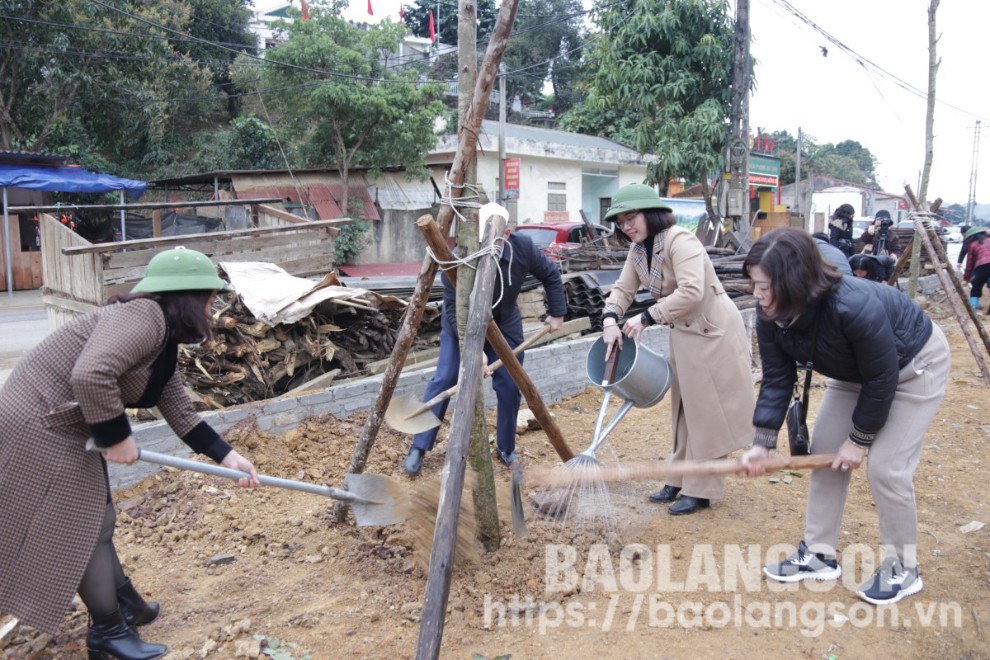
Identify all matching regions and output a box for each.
[748,0,988,206]
[257,0,988,206]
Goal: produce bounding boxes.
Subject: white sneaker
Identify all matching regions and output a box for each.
[764,540,842,583]
[856,556,923,605]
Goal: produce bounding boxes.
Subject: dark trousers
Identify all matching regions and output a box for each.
[970,263,990,300]
[411,328,522,456]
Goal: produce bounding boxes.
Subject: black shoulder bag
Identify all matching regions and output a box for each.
[786,323,819,456]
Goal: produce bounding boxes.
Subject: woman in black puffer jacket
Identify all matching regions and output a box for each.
[739,228,950,607]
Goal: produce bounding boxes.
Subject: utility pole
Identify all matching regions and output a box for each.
[726,0,751,241]
[795,126,802,222]
[966,120,981,226]
[498,64,506,207]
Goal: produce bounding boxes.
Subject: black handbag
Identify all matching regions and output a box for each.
[786,368,812,456]
[785,323,819,456]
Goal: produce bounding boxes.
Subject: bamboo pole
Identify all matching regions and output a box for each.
[418,217,575,462]
[903,187,990,386]
[416,215,505,659]
[334,0,525,524]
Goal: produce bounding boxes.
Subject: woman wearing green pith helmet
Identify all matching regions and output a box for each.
[0,247,259,660]
[601,183,755,515]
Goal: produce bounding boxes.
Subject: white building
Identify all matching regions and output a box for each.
[428,120,655,225]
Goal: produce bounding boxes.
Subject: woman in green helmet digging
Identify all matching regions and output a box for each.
[0,247,260,660]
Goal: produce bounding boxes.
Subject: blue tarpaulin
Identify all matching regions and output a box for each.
[0,163,146,196]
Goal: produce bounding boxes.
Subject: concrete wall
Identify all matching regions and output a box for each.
[354,207,440,264]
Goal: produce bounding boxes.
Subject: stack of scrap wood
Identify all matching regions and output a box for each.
[178,286,440,408]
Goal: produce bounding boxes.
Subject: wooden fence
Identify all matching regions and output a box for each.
[41,214,343,329]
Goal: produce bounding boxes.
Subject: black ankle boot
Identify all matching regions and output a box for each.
[117,578,161,627]
[87,608,167,660]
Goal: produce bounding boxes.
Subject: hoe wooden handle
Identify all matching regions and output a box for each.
[530,454,836,488]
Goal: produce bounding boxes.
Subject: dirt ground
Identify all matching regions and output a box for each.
[4,294,990,659]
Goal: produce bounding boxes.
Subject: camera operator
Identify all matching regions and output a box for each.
[860,210,900,257]
[828,204,856,257]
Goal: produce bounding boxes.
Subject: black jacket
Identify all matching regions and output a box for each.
[440,232,567,344]
[753,275,932,447]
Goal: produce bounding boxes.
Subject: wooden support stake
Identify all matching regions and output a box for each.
[416,215,505,659]
[903,187,990,386]
[151,209,162,238]
[334,0,525,525]
[418,217,575,462]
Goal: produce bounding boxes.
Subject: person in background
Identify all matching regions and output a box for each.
[962,227,990,312]
[403,227,566,475]
[740,228,949,606]
[859,209,900,257]
[0,247,260,660]
[828,203,856,257]
[812,232,853,275]
[600,183,754,516]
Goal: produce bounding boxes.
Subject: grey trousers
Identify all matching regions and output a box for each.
[804,324,950,568]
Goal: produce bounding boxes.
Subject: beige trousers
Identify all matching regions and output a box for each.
[804,324,950,568]
[665,404,728,500]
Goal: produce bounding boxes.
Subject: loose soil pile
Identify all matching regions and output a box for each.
[4,295,989,659]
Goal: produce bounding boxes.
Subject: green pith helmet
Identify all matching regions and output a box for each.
[964,226,989,240]
[131,247,232,294]
[603,183,673,221]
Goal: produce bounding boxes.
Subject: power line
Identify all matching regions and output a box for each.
[769,0,990,124]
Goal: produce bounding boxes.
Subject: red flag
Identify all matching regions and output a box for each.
[399,5,404,21]
[367,0,373,15]
[300,0,309,20]
[428,10,436,41]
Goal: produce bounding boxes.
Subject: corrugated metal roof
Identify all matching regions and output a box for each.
[479,120,639,152]
[229,172,381,221]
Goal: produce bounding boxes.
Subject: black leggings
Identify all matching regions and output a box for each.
[77,501,127,618]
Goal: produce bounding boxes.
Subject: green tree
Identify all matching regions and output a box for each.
[770,129,879,187]
[567,0,737,196]
[234,6,446,216]
[177,0,257,117]
[502,0,585,115]
[402,0,497,45]
[186,115,286,172]
[0,0,215,169]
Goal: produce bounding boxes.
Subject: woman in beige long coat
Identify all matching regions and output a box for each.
[602,184,755,515]
[0,247,259,660]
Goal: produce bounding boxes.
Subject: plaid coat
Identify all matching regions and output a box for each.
[0,298,206,633]
[604,225,755,459]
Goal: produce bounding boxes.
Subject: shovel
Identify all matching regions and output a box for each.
[86,440,401,527]
[385,325,553,434]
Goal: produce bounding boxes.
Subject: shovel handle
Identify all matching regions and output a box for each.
[85,440,378,504]
[401,325,554,420]
[601,343,621,387]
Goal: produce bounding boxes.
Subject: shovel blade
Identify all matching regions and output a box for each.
[344,473,403,527]
[384,394,442,434]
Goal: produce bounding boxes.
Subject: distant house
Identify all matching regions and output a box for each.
[427,120,655,226]
[779,175,907,232]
